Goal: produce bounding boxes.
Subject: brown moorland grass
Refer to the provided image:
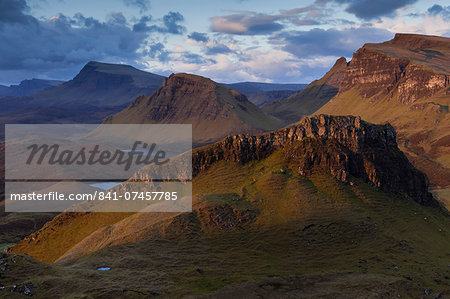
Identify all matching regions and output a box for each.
[3,148,450,297]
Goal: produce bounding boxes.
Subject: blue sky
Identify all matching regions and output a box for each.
[0,0,449,85]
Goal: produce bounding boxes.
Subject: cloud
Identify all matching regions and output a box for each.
[1,0,444,87]
[181,52,215,64]
[159,47,335,84]
[291,19,321,26]
[144,42,170,62]
[270,26,393,58]
[132,15,152,31]
[280,4,329,19]
[108,12,128,26]
[0,0,35,25]
[372,14,450,36]
[205,44,232,55]
[0,2,183,83]
[133,12,185,34]
[0,12,145,68]
[210,6,327,35]
[187,32,209,42]
[209,0,421,36]
[162,12,185,34]
[186,33,237,58]
[427,4,450,19]
[123,0,151,13]
[329,0,418,20]
[370,3,450,36]
[211,13,283,35]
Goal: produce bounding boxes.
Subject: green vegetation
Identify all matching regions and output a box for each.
[5,146,450,297]
[0,243,13,250]
[11,212,133,263]
[173,151,450,296]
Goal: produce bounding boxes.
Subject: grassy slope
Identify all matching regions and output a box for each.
[0,200,55,244]
[5,147,450,297]
[9,212,132,263]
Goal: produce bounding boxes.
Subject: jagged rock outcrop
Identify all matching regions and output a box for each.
[192,115,436,206]
[317,34,450,188]
[338,48,410,99]
[339,34,449,104]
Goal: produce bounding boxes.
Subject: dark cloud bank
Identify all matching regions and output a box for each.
[329,0,418,20]
[1,0,444,85]
[270,27,393,58]
[0,0,184,83]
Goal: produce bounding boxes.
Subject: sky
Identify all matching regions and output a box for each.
[0,0,449,85]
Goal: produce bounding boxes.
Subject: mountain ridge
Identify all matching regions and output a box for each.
[223,81,306,95]
[264,33,449,189]
[0,61,166,115]
[0,79,64,97]
[105,72,283,143]
[191,114,436,206]
[9,114,440,264]
[316,33,450,188]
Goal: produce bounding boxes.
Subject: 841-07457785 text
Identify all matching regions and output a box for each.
[96,191,178,201]
[9,191,179,201]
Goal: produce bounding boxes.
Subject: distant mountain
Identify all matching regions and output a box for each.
[0,64,306,123]
[1,61,165,112]
[0,61,166,134]
[223,82,306,94]
[0,79,64,97]
[247,90,298,106]
[290,33,450,189]
[223,82,306,106]
[105,73,283,144]
[261,57,347,123]
[0,62,166,188]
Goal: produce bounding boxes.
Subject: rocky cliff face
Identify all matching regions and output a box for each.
[339,34,449,104]
[193,115,436,206]
[317,34,450,188]
[396,63,449,104]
